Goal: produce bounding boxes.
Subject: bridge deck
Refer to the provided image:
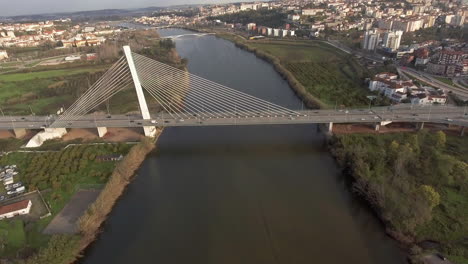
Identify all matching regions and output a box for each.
[1,106,467,130]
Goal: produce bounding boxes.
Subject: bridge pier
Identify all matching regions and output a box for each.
[97,127,108,138]
[374,123,380,132]
[143,126,157,137]
[13,128,27,138]
[124,46,155,137]
[326,122,333,134]
[417,122,425,130]
[25,128,67,148]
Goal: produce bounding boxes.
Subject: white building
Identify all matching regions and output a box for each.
[83,26,95,33]
[267,27,273,36]
[362,30,380,51]
[247,23,256,31]
[0,50,8,60]
[369,72,417,100]
[288,14,301,21]
[411,94,447,105]
[0,200,32,220]
[382,31,403,51]
[302,8,325,16]
[240,3,257,11]
[273,28,280,37]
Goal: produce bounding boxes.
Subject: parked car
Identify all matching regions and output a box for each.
[15,186,25,194]
[436,253,447,261]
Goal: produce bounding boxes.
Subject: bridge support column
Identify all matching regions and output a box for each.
[97,127,108,138]
[124,46,156,138]
[326,122,333,134]
[374,123,380,132]
[25,128,67,148]
[13,128,27,138]
[143,126,157,137]
[461,126,465,137]
[44,127,67,135]
[417,122,425,130]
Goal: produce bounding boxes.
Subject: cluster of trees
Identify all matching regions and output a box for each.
[18,235,80,264]
[330,131,468,260]
[209,9,287,28]
[401,27,468,45]
[0,144,131,194]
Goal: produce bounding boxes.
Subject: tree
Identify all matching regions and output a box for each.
[417,185,440,209]
[434,131,446,148]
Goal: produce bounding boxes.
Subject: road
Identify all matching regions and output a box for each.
[422,254,454,264]
[1,105,467,130]
[398,67,468,101]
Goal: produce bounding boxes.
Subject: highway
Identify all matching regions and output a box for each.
[398,67,468,101]
[1,105,467,130]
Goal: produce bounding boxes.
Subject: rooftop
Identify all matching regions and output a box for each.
[0,200,30,216]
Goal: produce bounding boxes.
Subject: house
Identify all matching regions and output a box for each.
[0,50,8,60]
[96,154,123,162]
[0,200,32,220]
[410,94,447,105]
[369,72,417,101]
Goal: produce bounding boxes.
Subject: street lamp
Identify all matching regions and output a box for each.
[366,95,377,110]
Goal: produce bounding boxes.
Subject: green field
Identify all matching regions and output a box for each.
[0,220,26,255]
[434,76,456,86]
[0,65,111,115]
[247,40,386,107]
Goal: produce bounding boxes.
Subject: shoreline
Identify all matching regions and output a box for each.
[75,131,162,261]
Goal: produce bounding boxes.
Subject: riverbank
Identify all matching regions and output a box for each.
[186,28,389,109]
[19,133,161,264]
[215,32,326,109]
[328,131,468,264]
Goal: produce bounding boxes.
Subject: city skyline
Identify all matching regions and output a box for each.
[0,0,253,17]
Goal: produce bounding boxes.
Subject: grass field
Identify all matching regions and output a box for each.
[247,40,378,107]
[0,220,26,255]
[434,76,455,86]
[0,65,110,115]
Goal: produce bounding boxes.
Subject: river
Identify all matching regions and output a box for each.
[81,28,407,264]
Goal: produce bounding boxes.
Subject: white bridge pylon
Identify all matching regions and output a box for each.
[51,45,300,135]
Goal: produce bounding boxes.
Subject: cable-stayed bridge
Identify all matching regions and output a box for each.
[0,46,467,147]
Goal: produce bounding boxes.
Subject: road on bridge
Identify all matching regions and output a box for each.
[1,105,467,130]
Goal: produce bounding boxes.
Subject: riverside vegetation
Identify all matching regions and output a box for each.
[330,131,468,264]
[208,32,392,109]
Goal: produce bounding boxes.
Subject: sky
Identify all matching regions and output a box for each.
[0,0,249,17]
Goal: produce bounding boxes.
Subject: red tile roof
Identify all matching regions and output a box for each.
[0,200,30,215]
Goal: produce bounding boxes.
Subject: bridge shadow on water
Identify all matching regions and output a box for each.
[152,124,327,157]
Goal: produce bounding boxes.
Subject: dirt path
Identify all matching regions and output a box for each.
[43,190,101,234]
